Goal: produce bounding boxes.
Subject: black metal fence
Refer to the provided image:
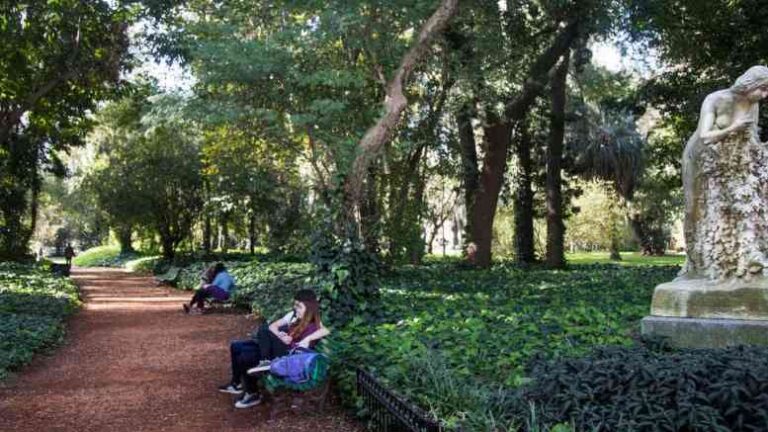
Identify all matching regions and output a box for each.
[356,367,444,432]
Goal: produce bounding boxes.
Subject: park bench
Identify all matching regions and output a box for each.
[154,266,181,286]
[50,263,70,277]
[250,352,331,420]
[203,296,239,313]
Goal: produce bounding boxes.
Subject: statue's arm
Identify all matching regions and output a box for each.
[698,96,752,144]
[697,97,727,144]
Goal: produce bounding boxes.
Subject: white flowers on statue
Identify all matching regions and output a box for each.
[681,65,768,281]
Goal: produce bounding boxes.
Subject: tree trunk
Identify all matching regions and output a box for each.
[457,103,479,252]
[545,53,569,269]
[513,120,536,264]
[466,20,580,268]
[203,213,212,254]
[161,236,175,261]
[408,170,427,265]
[609,200,622,261]
[220,212,229,253]
[360,166,380,253]
[470,123,512,267]
[117,226,134,254]
[249,213,256,255]
[344,0,459,226]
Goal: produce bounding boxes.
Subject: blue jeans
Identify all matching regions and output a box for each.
[230,339,260,387]
[229,325,290,392]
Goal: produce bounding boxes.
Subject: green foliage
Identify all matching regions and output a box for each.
[0,1,132,258]
[566,182,634,252]
[327,263,678,430]
[124,255,163,274]
[82,92,203,259]
[513,344,768,431]
[0,262,80,380]
[72,245,146,268]
[310,226,381,326]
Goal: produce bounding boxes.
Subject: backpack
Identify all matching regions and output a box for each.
[270,349,324,384]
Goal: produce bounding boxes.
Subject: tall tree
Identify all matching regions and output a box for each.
[0,1,131,258]
[545,52,570,268]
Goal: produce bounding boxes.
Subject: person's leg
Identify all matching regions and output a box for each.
[190,287,213,309]
[235,341,266,408]
[229,340,259,385]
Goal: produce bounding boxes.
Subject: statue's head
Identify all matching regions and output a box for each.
[732,66,768,101]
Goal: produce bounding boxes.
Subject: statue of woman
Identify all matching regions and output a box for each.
[681,66,768,280]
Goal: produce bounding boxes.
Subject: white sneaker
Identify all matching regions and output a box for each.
[234,392,262,408]
[218,383,243,395]
[247,360,271,375]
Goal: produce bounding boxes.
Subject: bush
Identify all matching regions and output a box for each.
[124,255,162,274]
[0,262,80,380]
[511,344,768,432]
[72,245,146,267]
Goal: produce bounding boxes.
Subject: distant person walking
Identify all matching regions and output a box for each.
[64,244,76,267]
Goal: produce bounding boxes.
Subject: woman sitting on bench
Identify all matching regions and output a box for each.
[219,289,329,408]
[182,262,234,314]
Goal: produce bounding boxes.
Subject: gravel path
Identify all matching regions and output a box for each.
[0,267,361,432]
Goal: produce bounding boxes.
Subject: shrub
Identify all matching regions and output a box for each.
[124,255,162,274]
[0,262,80,379]
[72,245,146,267]
[512,344,768,432]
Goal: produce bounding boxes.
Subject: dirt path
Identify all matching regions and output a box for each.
[0,267,361,432]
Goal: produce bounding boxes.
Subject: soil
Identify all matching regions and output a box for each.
[0,267,362,432]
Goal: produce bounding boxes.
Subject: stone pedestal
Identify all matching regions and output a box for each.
[641,277,768,348]
[641,316,768,348]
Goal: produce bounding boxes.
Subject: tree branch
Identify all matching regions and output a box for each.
[344,0,460,217]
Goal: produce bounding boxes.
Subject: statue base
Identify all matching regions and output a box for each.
[650,277,768,320]
[644,276,768,348]
[641,316,768,348]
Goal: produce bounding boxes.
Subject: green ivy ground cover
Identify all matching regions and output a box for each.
[327,263,679,430]
[0,262,80,380]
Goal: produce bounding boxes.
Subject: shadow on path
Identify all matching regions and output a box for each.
[0,267,360,432]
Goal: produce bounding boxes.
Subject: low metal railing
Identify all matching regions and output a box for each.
[356,367,444,432]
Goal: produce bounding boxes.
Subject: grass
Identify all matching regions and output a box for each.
[564,251,684,266]
[72,245,149,268]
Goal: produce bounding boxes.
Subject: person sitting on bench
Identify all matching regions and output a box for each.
[182,262,234,314]
[219,289,329,408]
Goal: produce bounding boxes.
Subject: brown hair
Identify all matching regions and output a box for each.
[289,297,322,340]
[731,66,768,94]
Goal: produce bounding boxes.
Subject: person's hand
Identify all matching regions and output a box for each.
[296,339,310,349]
[732,118,754,132]
[278,332,293,345]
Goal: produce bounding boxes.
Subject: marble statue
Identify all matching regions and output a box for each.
[681,65,768,281]
[642,66,768,347]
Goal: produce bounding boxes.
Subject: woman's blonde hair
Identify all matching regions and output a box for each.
[731,65,768,94]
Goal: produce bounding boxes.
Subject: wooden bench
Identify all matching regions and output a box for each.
[50,263,71,277]
[154,266,181,286]
[203,297,239,313]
